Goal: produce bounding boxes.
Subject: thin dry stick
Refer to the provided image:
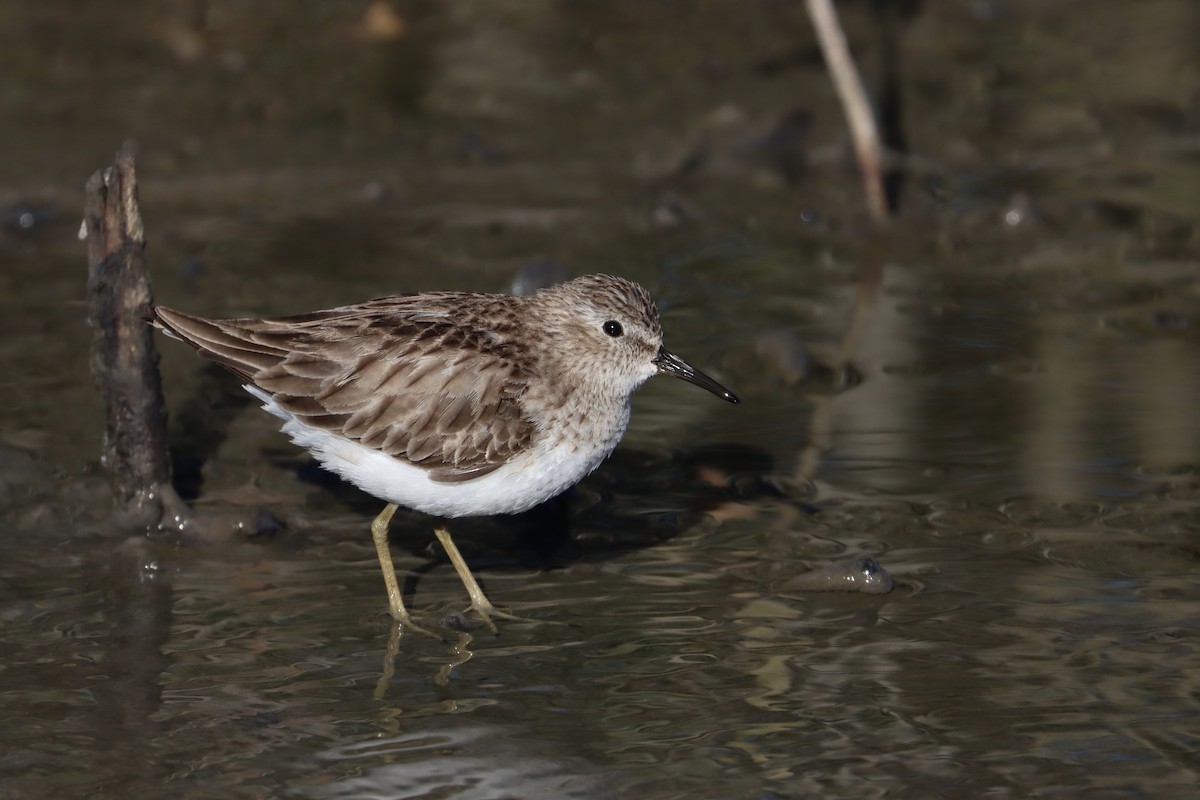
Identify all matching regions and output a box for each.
[805,0,890,223]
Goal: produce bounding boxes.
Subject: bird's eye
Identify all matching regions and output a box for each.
[602,320,623,338]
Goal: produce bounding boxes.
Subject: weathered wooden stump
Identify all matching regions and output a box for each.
[84,151,188,534]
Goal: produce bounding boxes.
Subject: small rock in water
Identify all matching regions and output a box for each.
[3,203,56,235]
[235,507,283,539]
[782,553,895,595]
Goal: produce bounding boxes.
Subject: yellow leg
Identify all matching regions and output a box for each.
[370,503,432,635]
[435,527,537,634]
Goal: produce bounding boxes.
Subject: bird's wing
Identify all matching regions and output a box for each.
[152,298,536,482]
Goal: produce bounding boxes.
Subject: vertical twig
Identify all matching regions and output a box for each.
[84,151,187,533]
[805,0,890,223]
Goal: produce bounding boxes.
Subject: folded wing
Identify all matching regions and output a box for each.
[153,298,535,482]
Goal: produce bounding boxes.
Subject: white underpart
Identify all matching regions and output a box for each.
[244,385,627,518]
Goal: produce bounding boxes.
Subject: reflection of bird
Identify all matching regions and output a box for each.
[153,274,738,632]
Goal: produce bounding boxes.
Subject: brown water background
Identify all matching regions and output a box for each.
[1,2,1198,798]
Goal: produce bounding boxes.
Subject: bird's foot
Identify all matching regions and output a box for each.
[445,598,542,635]
[388,609,441,638]
[435,527,550,634]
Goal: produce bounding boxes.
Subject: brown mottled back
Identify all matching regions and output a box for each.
[153,292,538,482]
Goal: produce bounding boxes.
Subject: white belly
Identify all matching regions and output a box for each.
[245,385,623,518]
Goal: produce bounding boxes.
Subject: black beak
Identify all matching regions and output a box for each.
[653,347,740,404]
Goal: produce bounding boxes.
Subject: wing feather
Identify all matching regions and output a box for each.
[152,297,536,481]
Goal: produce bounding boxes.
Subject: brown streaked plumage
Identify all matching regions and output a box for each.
[154,294,538,483]
[153,273,738,632]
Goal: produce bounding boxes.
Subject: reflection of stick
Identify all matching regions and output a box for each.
[84,152,187,531]
[834,256,883,364]
[805,0,889,223]
[793,254,884,486]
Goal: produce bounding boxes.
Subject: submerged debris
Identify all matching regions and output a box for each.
[782,553,895,595]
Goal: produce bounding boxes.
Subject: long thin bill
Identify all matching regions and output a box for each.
[653,347,740,404]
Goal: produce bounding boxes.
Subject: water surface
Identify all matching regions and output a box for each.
[2,2,1198,798]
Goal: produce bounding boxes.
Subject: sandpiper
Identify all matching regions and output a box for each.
[153,273,739,631]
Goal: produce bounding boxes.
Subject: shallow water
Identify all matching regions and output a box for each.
[2,2,1199,798]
